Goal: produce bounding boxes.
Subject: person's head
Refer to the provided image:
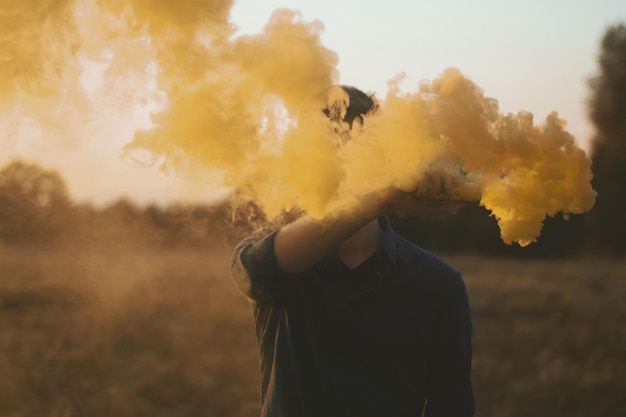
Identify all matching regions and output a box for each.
[323,85,378,142]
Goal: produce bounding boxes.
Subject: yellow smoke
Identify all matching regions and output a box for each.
[1,0,596,246]
[403,68,596,245]
[1,0,89,143]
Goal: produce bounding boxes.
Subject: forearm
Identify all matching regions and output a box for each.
[273,191,386,274]
[273,180,471,274]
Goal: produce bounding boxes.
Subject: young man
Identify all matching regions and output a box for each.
[230,87,475,417]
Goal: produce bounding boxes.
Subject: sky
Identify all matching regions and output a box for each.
[2,0,624,207]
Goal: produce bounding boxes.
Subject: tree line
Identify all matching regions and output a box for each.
[1,23,624,256]
[0,157,596,256]
[0,159,247,250]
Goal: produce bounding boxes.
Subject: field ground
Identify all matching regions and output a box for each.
[0,246,624,417]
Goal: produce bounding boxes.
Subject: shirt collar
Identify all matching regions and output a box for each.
[377,216,398,267]
[322,216,398,272]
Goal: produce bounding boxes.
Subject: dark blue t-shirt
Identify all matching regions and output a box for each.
[230,217,475,417]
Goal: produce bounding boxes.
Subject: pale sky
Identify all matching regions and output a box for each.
[3,0,624,206]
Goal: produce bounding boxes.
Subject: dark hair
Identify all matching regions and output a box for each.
[323,85,378,129]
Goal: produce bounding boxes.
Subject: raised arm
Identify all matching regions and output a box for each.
[273,187,464,274]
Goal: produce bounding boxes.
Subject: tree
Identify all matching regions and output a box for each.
[0,160,70,245]
[587,23,626,253]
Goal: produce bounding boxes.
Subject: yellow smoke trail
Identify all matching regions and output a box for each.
[375,69,596,246]
[0,0,596,246]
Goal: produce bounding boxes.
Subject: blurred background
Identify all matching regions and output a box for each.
[1,10,625,417]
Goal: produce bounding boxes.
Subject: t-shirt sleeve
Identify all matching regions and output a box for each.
[425,272,476,417]
[230,230,289,303]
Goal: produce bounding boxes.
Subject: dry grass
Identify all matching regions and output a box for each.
[0,246,624,417]
[450,255,626,417]
[0,245,260,417]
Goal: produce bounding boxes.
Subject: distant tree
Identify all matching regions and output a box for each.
[90,198,163,247]
[588,23,626,253]
[0,160,70,245]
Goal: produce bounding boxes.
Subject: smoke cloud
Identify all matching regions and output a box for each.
[1,0,596,246]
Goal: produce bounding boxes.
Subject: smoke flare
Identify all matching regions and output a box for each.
[1,0,596,246]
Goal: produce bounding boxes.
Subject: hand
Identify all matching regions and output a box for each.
[384,187,462,218]
[377,167,480,218]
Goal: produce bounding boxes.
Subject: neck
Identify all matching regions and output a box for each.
[338,218,383,269]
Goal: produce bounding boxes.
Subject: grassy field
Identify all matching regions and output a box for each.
[0,245,624,417]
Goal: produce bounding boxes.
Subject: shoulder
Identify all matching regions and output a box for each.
[231,231,278,266]
[394,234,464,290]
[395,233,459,275]
[395,239,472,327]
[380,216,460,284]
[230,230,288,303]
